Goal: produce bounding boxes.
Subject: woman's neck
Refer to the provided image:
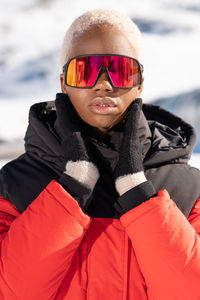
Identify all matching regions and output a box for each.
[92,127,113,143]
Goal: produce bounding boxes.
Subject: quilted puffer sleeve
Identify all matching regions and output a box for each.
[120,189,200,300]
[0,180,91,300]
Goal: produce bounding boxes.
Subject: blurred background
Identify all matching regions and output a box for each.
[0,0,200,169]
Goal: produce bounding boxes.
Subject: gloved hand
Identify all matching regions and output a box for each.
[55,93,99,211]
[114,99,156,215]
[114,99,146,194]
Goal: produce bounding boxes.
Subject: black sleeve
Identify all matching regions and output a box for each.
[114,181,157,216]
[59,173,93,212]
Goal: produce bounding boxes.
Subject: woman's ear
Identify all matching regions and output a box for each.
[60,74,67,93]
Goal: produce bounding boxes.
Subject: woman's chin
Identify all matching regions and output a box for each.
[86,115,123,131]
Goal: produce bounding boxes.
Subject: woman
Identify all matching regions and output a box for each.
[0,8,200,300]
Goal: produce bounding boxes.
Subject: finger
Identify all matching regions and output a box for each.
[124,99,142,136]
[56,93,76,121]
[134,98,143,108]
[55,93,81,132]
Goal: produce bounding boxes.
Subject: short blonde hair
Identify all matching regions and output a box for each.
[60,8,143,67]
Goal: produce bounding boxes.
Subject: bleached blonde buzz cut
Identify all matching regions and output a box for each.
[60,8,143,68]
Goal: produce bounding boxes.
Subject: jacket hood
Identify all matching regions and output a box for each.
[24,98,196,172]
[142,103,196,167]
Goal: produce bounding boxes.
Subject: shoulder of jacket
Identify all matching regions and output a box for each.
[0,153,59,213]
[145,162,200,217]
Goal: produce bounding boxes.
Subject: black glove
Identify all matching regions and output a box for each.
[55,93,99,211]
[114,99,156,215]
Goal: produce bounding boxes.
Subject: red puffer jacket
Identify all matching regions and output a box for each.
[0,180,200,300]
[1,100,200,299]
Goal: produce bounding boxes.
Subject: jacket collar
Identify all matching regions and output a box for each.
[24,97,196,173]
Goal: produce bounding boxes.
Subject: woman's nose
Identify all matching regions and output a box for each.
[92,68,114,91]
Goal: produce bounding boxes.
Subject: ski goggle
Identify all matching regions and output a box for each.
[62,54,144,89]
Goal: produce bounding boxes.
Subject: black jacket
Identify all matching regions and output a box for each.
[0,99,200,218]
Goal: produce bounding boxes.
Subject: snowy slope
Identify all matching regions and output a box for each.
[1,0,200,102]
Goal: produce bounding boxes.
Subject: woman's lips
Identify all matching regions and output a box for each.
[88,97,118,115]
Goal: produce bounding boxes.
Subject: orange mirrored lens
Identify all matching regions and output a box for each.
[66,55,142,87]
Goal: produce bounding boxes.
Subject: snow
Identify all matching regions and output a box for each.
[189,154,200,170]
[1,0,200,101]
[0,99,30,141]
[0,160,10,169]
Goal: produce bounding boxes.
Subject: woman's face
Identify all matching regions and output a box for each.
[60,27,143,134]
